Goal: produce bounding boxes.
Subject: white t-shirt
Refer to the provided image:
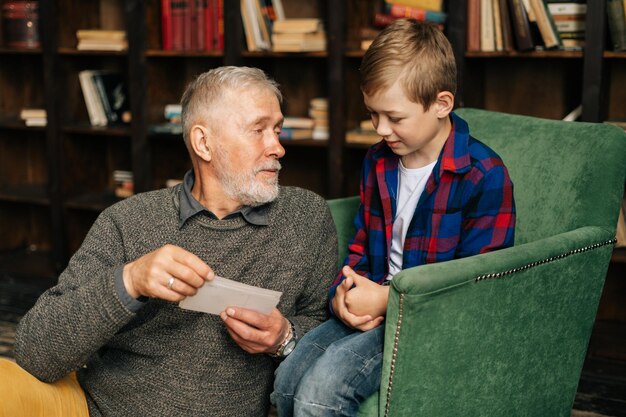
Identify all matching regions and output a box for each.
[387,159,437,280]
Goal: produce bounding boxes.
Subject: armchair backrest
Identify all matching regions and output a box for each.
[454,108,626,244]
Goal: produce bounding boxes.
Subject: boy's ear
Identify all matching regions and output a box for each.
[189,125,212,162]
[435,91,454,119]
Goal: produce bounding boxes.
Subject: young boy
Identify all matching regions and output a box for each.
[271,19,515,417]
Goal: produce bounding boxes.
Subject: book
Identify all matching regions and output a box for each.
[383,0,443,12]
[508,0,535,50]
[272,18,321,34]
[346,128,381,145]
[282,117,314,129]
[498,0,515,51]
[91,71,130,125]
[382,3,447,24]
[492,0,504,50]
[78,70,107,126]
[529,0,561,49]
[19,108,46,119]
[162,0,172,49]
[480,0,495,51]
[272,31,326,51]
[467,0,481,51]
[607,0,626,51]
[279,127,313,140]
[546,2,586,14]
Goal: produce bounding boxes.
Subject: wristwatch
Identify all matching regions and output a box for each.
[272,319,297,359]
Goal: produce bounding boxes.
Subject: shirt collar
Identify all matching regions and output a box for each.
[178,170,269,228]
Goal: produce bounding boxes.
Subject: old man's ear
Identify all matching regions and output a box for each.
[190,125,212,162]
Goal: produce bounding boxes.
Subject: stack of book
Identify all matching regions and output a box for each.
[19,108,46,127]
[113,170,134,198]
[272,18,326,52]
[346,119,381,145]
[467,0,564,52]
[161,0,224,51]
[76,30,127,51]
[151,104,184,135]
[78,70,130,127]
[279,116,314,140]
[548,2,586,50]
[309,97,329,140]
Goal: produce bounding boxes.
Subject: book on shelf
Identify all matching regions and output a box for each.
[2,0,40,49]
[529,0,562,49]
[508,0,535,50]
[383,0,443,13]
[607,0,626,51]
[162,0,223,51]
[282,116,314,129]
[498,0,515,51]
[492,0,504,50]
[279,127,313,140]
[481,0,496,51]
[19,108,46,127]
[76,29,127,51]
[272,18,321,34]
[78,70,130,127]
[467,0,481,51]
[241,0,271,51]
[382,3,447,24]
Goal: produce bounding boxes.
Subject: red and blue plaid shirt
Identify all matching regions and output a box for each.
[330,112,516,303]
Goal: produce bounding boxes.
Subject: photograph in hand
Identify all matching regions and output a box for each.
[179,276,282,315]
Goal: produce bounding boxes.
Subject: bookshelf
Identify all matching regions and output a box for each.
[0,0,623,314]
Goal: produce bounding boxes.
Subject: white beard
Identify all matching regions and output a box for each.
[213,151,281,207]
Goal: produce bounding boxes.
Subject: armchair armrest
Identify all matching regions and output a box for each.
[379,226,616,417]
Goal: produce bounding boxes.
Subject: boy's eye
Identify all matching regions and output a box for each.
[389,117,401,123]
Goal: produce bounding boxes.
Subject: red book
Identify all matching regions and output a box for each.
[183,0,195,50]
[171,0,185,50]
[196,0,206,50]
[204,0,215,50]
[373,12,399,28]
[215,0,223,51]
[466,0,480,51]
[161,0,172,50]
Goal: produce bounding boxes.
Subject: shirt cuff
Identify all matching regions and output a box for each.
[114,265,146,312]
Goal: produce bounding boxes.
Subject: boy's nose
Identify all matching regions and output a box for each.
[375,118,392,137]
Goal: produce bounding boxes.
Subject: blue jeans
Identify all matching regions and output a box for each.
[271,318,385,417]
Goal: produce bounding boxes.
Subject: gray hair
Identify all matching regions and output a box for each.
[180,66,282,145]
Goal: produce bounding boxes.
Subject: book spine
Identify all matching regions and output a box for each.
[204,0,214,50]
[183,0,195,50]
[607,0,626,51]
[499,0,515,51]
[492,0,504,50]
[161,0,172,50]
[171,0,185,50]
[508,0,535,50]
[546,3,586,14]
[529,0,561,48]
[467,0,481,51]
[93,73,116,124]
[480,0,495,51]
[216,0,224,51]
[384,0,443,13]
[383,3,447,23]
[196,0,205,50]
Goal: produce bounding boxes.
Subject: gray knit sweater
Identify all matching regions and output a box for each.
[15,185,338,416]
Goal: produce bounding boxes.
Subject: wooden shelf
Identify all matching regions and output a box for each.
[0,185,50,205]
[64,192,123,212]
[62,124,131,137]
[241,51,327,58]
[465,50,584,59]
[0,118,46,132]
[0,47,42,55]
[0,247,57,280]
[145,49,224,58]
[57,47,128,56]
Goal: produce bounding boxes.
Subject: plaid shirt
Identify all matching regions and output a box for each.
[330,112,516,303]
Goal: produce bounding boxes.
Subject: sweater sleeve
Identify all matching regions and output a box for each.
[287,198,338,336]
[14,209,137,382]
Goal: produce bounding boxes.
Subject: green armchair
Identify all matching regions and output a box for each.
[327,108,626,417]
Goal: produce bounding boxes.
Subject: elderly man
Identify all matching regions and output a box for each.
[3,66,337,416]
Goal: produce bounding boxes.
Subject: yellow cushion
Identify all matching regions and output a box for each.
[0,358,89,417]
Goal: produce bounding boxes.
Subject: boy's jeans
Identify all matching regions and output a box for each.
[271,317,385,417]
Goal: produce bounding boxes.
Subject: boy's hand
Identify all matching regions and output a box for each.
[332,266,386,331]
[342,266,389,318]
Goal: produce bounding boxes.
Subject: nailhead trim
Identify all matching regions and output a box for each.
[474,238,617,283]
[384,293,404,417]
[383,237,616,415]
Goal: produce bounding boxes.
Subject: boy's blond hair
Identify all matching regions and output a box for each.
[360,19,457,111]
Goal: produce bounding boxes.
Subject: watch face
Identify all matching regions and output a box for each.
[282,340,296,357]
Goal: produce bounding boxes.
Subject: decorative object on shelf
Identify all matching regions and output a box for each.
[1,0,39,49]
[113,170,134,198]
